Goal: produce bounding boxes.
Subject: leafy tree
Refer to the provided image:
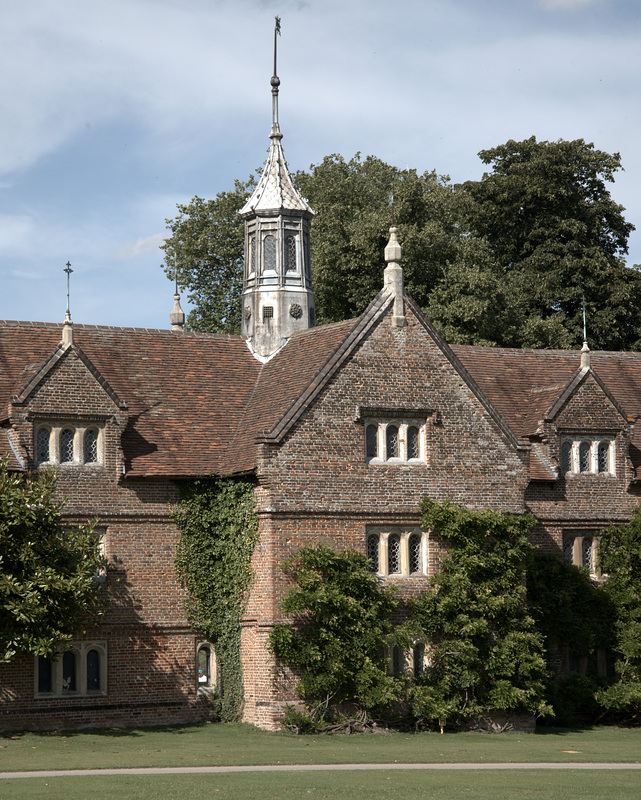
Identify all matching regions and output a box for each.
[409,499,551,727]
[526,551,616,722]
[0,461,108,663]
[596,509,641,718]
[174,477,258,721]
[268,544,400,725]
[161,178,254,334]
[462,137,641,350]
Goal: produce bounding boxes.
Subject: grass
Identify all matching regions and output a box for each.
[1,770,641,800]
[0,723,639,772]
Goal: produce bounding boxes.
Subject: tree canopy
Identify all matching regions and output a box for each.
[162,138,640,350]
[0,461,108,662]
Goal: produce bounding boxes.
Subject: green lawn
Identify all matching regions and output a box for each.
[1,723,639,772]
[1,770,640,800]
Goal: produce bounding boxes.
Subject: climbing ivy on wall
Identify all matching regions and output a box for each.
[174,477,258,721]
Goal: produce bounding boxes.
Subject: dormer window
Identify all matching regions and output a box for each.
[35,422,104,467]
[560,436,613,476]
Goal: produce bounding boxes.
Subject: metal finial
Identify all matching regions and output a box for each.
[64,261,73,321]
[581,294,588,344]
[388,192,395,226]
[270,17,282,139]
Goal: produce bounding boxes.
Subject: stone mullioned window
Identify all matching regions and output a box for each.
[35,642,107,697]
[35,423,102,467]
[367,528,427,576]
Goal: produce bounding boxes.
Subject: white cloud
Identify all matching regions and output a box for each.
[112,232,166,260]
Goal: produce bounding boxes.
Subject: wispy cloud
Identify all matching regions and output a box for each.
[112,232,166,260]
[539,0,601,9]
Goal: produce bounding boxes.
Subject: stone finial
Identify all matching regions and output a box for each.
[170,292,185,331]
[383,226,406,328]
[581,340,590,370]
[62,316,73,346]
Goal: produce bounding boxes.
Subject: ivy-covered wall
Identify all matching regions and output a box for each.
[174,476,258,721]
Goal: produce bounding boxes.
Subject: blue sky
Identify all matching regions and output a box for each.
[1,0,640,330]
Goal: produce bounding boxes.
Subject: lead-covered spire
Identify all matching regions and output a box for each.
[240,18,316,361]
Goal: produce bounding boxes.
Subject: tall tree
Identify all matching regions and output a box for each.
[0,461,108,662]
[462,137,640,350]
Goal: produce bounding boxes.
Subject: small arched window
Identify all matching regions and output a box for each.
[62,651,76,692]
[36,427,51,464]
[388,534,401,574]
[407,426,420,460]
[367,534,379,572]
[84,429,99,463]
[598,441,610,473]
[263,235,277,271]
[561,440,572,474]
[365,425,378,461]
[392,646,405,676]
[285,234,297,271]
[198,645,211,685]
[413,643,425,677]
[86,649,101,692]
[60,428,74,463]
[409,534,422,574]
[386,425,399,460]
[38,656,52,693]
[579,441,591,473]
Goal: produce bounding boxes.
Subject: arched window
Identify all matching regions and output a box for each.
[409,534,422,574]
[60,428,74,463]
[388,534,401,574]
[386,425,399,460]
[197,644,216,687]
[285,234,297,271]
[392,646,405,676]
[413,643,425,677]
[579,441,591,473]
[84,429,99,463]
[561,440,572,474]
[365,425,378,461]
[248,235,256,275]
[36,427,51,464]
[407,426,420,460]
[263,235,277,271]
[598,441,610,473]
[62,651,76,692]
[367,534,379,572]
[38,656,52,693]
[86,649,101,692]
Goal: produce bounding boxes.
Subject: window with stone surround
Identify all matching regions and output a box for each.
[197,642,217,689]
[35,423,103,468]
[35,642,107,697]
[364,419,425,464]
[366,528,427,577]
[560,436,613,475]
[563,531,603,579]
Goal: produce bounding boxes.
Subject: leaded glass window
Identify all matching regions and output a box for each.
[388,534,401,573]
[365,425,378,460]
[409,534,421,573]
[60,429,74,463]
[598,441,610,473]
[407,426,420,459]
[285,234,297,272]
[263,235,277,271]
[367,534,379,572]
[62,651,76,692]
[413,643,425,677]
[36,427,50,464]
[561,440,572,474]
[579,441,591,472]
[582,537,593,570]
[564,538,574,563]
[392,645,405,676]
[249,236,256,274]
[87,649,100,692]
[84,429,98,463]
[386,425,399,460]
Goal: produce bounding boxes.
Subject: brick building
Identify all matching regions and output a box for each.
[2,66,641,731]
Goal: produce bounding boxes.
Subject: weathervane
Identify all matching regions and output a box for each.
[64,261,73,322]
[271,17,282,139]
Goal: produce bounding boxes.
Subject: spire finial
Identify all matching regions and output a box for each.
[62,261,74,345]
[270,17,282,140]
[170,270,185,331]
[580,294,590,369]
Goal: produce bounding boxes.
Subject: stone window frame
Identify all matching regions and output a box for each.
[364,418,426,464]
[560,435,614,476]
[366,527,427,577]
[563,530,604,580]
[34,422,104,468]
[34,642,108,698]
[196,641,217,691]
[383,641,428,677]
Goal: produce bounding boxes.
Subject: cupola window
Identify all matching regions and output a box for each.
[263,235,277,272]
[285,234,297,272]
